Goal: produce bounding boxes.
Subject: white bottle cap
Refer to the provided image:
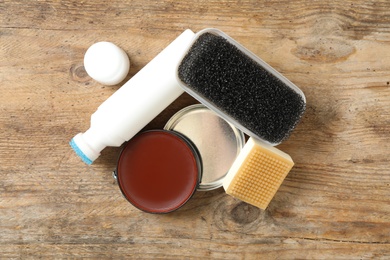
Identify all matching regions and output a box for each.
[84,42,130,85]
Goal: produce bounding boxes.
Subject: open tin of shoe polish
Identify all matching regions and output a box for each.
[164,104,245,191]
[113,104,245,213]
[114,130,202,214]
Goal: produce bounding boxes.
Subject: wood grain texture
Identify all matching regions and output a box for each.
[1,0,390,258]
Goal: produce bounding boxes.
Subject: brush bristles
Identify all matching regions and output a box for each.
[223,138,294,209]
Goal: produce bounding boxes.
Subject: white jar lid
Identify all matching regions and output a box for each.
[84,41,130,85]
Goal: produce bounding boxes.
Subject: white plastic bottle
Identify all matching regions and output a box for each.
[70,29,195,164]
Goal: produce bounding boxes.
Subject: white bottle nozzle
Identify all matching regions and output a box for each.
[70,133,99,165]
[70,29,195,164]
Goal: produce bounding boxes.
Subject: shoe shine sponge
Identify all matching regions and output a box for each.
[177,28,306,209]
[177,28,306,145]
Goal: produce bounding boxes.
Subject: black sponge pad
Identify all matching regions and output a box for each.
[178,32,306,144]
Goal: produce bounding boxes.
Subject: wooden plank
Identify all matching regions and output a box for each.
[1,0,390,258]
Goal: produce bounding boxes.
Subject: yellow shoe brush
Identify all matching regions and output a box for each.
[223,137,294,210]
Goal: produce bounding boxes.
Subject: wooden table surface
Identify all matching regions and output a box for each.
[1,0,390,258]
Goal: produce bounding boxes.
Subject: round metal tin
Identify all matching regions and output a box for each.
[114,130,202,214]
[164,104,245,191]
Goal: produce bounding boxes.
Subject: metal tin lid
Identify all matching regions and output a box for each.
[164,104,245,191]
